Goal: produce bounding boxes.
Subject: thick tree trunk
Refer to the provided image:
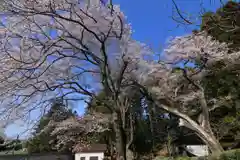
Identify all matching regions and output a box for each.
[126,111,134,160]
[158,103,224,154]
[179,117,223,154]
[148,104,157,148]
[126,148,134,160]
[113,112,126,160]
[197,93,224,154]
[195,127,223,154]
[106,131,115,159]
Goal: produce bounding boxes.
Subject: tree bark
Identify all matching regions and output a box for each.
[156,102,224,154]
[126,111,134,160]
[113,111,126,160]
[195,128,223,154]
[126,148,134,160]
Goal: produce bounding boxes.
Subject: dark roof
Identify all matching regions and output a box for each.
[0,153,73,160]
[174,134,205,145]
[73,144,107,153]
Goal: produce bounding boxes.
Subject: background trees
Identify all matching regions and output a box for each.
[0,0,240,159]
[26,99,77,153]
[200,1,240,150]
[0,0,151,159]
[201,1,240,50]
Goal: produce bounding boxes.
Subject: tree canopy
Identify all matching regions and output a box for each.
[201,1,240,49]
[0,0,239,159]
[26,99,77,153]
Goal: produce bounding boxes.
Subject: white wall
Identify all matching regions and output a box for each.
[185,145,209,157]
[75,152,104,160]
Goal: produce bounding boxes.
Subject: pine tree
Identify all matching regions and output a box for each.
[26,99,77,153]
[201,1,240,50]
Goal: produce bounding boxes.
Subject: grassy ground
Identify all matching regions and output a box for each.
[0,150,28,156]
[154,149,240,160]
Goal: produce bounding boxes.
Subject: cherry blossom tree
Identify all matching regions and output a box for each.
[42,112,111,152]
[0,0,239,157]
[135,31,240,154]
[0,0,149,159]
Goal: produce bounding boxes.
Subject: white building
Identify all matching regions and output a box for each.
[74,144,107,160]
[185,145,209,157]
[178,118,209,157]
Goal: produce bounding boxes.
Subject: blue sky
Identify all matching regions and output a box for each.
[4,0,227,138]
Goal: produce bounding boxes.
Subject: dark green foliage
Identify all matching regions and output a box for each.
[154,156,193,160]
[131,115,153,154]
[201,1,240,50]
[85,91,112,115]
[0,137,4,145]
[86,90,184,158]
[209,149,240,160]
[201,64,240,149]
[0,139,23,152]
[26,134,53,153]
[199,1,240,149]
[26,99,77,153]
[154,150,240,160]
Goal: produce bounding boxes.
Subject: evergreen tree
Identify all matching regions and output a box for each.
[201,1,240,50]
[200,1,240,149]
[26,99,77,153]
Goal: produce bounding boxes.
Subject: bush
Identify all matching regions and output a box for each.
[209,149,240,160]
[176,157,192,160]
[154,156,194,160]
[154,150,240,160]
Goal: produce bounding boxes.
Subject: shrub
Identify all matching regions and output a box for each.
[154,150,240,160]
[154,156,194,160]
[209,149,240,160]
